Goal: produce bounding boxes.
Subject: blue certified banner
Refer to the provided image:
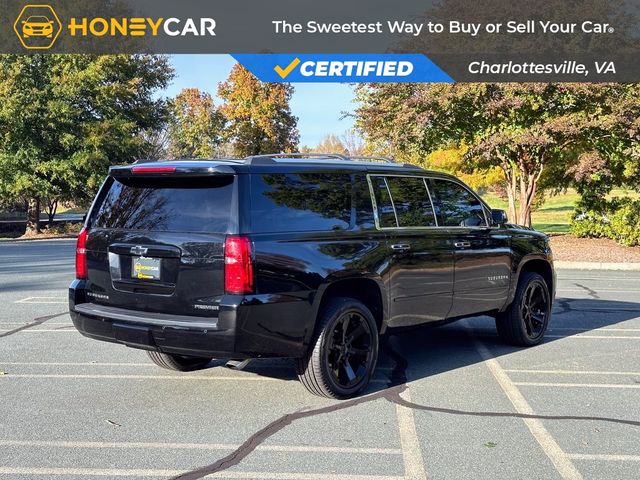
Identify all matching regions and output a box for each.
[231,54,454,83]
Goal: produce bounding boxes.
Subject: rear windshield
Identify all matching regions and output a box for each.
[91,176,234,233]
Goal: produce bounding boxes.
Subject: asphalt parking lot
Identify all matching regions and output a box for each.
[1,239,639,480]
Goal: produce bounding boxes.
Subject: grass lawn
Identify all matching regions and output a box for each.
[482,188,639,234]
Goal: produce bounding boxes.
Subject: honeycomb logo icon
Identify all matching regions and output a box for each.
[14,4,62,49]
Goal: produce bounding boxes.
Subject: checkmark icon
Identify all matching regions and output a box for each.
[274,57,300,79]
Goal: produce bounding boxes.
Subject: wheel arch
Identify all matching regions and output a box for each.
[507,256,555,308]
[311,276,387,339]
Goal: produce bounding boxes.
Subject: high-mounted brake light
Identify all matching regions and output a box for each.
[75,228,88,279]
[131,166,177,174]
[224,236,254,295]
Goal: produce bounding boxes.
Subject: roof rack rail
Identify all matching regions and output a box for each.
[246,153,350,162]
[245,153,402,165]
[347,155,395,164]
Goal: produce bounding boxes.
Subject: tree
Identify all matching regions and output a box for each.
[0,54,173,234]
[167,88,224,159]
[354,83,640,226]
[315,134,347,154]
[422,144,503,193]
[341,130,365,156]
[218,64,299,157]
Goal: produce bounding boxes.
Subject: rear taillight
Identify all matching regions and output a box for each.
[75,228,88,280]
[224,235,254,295]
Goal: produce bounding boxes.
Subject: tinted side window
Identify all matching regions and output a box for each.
[430,179,487,227]
[385,176,436,227]
[353,174,375,228]
[250,173,351,233]
[370,176,397,228]
[92,176,234,233]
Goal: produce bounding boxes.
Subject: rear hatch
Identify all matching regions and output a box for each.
[84,164,238,317]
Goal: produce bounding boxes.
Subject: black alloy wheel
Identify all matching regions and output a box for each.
[325,310,375,389]
[521,280,549,340]
[496,272,551,346]
[296,297,379,398]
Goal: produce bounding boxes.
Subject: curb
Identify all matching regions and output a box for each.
[1,239,639,270]
[0,234,77,243]
[555,261,640,271]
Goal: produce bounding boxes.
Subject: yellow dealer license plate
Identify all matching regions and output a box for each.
[132,256,161,280]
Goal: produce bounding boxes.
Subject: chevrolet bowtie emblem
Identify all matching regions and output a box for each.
[130,246,148,256]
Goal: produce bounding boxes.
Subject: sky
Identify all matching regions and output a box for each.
[164,55,357,148]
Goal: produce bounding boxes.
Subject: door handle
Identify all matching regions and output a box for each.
[454,241,471,248]
[390,243,411,252]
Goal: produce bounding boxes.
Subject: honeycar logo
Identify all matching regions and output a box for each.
[14,4,62,50]
[67,16,216,37]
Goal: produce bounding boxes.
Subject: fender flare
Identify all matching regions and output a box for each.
[306,273,389,342]
[504,254,555,310]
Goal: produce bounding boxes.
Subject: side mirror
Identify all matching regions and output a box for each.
[491,209,508,225]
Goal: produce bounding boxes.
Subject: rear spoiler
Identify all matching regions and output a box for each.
[109,163,237,177]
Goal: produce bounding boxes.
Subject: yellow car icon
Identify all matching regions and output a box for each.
[21,16,54,38]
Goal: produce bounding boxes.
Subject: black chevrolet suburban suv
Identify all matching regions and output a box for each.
[70,154,555,398]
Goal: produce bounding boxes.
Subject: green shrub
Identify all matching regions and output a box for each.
[571,198,640,246]
[609,200,640,246]
[570,211,610,238]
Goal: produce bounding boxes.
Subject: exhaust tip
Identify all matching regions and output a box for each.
[225,359,252,371]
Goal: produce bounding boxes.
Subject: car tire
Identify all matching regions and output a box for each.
[296,297,379,399]
[146,351,212,371]
[496,272,551,346]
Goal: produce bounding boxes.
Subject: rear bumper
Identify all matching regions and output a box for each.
[70,304,241,359]
[69,280,310,359]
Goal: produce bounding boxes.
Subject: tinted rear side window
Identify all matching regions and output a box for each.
[353,174,375,229]
[385,176,436,227]
[369,176,397,228]
[430,178,487,227]
[370,176,437,228]
[92,176,234,233]
[250,173,351,233]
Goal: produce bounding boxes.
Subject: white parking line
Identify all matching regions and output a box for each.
[546,335,640,340]
[0,439,402,455]
[0,373,281,381]
[0,468,405,479]
[14,296,66,304]
[549,328,640,333]
[395,388,428,480]
[0,329,76,332]
[0,362,155,367]
[557,289,640,293]
[506,369,640,376]
[514,382,640,389]
[472,338,583,480]
[0,322,71,325]
[567,454,640,462]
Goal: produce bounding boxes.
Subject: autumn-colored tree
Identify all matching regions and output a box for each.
[218,64,299,157]
[167,88,224,159]
[341,130,365,156]
[315,134,347,155]
[422,145,503,193]
[355,83,640,226]
[0,54,173,234]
